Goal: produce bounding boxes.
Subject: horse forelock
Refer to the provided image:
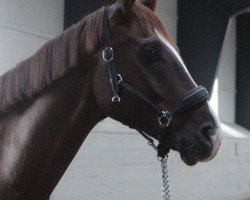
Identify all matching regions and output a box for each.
[0,7,105,115]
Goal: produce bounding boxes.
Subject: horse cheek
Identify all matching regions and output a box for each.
[93,63,113,116]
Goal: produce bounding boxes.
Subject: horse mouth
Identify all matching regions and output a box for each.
[159,141,213,166]
[159,143,198,166]
[179,143,214,166]
[171,142,211,166]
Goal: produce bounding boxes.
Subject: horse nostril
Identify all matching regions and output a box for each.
[198,124,221,161]
[200,125,216,143]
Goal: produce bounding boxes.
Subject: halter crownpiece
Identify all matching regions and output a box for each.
[102,6,209,200]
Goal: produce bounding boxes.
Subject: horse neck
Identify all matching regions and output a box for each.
[0,59,106,199]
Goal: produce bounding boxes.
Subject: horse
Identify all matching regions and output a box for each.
[0,0,221,199]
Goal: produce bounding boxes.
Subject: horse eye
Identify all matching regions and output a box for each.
[143,48,160,61]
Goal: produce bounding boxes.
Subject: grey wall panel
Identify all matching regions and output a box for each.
[236,13,250,130]
[177,0,229,92]
[214,0,250,15]
[216,18,236,123]
[64,0,114,29]
[0,0,64,39]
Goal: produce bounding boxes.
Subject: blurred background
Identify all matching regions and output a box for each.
[0,0,250,199]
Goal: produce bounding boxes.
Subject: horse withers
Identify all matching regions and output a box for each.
[0,0,221,199]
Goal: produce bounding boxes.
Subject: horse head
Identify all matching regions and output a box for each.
[94,0,221,166]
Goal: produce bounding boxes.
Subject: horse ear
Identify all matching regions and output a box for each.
[116,0,136,14]
[140,0,157,11]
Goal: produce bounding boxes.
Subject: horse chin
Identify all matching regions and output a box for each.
[180,153,198,166]
[169,141,200,166]
[178,143,212,166]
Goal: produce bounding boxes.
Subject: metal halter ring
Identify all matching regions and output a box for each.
[110,74,123,85]
[102,47,114,62]
[112,95,121,103]
[158,111,172,127]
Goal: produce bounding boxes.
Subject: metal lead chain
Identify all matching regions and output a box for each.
[160,155,171,200]
[146,137,171,200]
[140,131,171,200]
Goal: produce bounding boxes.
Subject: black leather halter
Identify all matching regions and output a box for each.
[102,6,209,157]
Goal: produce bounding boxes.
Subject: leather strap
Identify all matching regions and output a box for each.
[102,6,120,103]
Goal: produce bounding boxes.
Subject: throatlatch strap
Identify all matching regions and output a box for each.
[121,81,162,115]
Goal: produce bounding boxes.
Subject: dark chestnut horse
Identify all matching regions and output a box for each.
[0,0,221,199]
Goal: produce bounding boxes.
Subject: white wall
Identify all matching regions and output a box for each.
[0,0,64,74]
[216,18,237,124]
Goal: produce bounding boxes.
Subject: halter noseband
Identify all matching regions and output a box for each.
[102,6,209,157]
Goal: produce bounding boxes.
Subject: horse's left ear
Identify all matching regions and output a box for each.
[116,0,136,14]
[140,0,157,11]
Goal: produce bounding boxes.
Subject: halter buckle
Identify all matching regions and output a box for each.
[102,47,114,62]
[158,111,172,128]
[117,74,122,84]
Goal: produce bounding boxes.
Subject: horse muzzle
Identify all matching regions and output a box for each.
[180,123,221,166]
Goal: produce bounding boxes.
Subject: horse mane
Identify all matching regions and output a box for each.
[0,2,175,114]
[0,7,105,114]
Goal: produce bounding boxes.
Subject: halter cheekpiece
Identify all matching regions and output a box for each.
[102,6,209,200]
